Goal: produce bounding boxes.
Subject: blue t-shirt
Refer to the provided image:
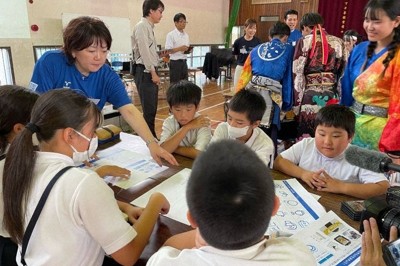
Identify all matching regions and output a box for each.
[29,50,131,110]
[287,29,302,47]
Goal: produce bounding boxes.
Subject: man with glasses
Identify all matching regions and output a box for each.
[165,13,191,84]
[132,0,165,138]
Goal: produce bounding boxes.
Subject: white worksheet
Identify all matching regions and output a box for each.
[131,168,191,225]
[292,211,361,266]
[267,179,326,235]
[87,146,168,189]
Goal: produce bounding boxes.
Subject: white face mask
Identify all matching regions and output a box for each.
[227,124,249,139]
[69,130,98,163]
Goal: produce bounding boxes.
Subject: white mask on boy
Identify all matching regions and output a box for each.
[69,130,98,163]
[227,124,249,139]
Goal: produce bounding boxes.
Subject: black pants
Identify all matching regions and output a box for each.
[0,236,17,266]
[169,59,188,84]
[134,64,159,138]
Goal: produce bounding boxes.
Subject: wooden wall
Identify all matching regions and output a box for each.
[231,0,319,42]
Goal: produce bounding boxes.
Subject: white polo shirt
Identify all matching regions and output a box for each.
[280,138,388,184]
[210,122,274,167]
[159,114,212,152]
[12,152,136,266]
[147,237,316,266]
[165,28,190,61]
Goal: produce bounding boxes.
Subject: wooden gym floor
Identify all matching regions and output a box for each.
[128,71,233,138]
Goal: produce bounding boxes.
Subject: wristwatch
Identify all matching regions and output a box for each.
[145,138,158,146]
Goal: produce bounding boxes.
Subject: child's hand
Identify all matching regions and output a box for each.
[314,170,342,193]
[124,205,144,224]
[300,169,324,189]
[149,192,170,215]
[185,115,210,130]
[96,165,131,179]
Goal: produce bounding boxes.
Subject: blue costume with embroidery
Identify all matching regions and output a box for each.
[247,38,294,111]
[30,50,131,110]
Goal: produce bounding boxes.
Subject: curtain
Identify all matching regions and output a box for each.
[318,0,369,39]
[225,0,241,48]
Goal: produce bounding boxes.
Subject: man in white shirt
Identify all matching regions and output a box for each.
[165,13,191,83]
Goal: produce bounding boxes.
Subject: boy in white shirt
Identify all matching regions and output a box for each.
[148,140,316,266]
[159,80,211,159]
[210,89,274,166]
[274,104,389,199]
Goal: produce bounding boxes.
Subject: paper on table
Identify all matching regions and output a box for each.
[90,146,168,189]
[114,132,152,156]
[131,168,191,225]
[291,211,361,266]
[267,179,326,235]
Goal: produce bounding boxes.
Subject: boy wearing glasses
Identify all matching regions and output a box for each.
[165,13,191,83]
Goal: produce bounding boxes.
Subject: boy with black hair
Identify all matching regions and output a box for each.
[284,9,302,46]
[236,22,294,158]
[274,104,389,199]
[147,140,315,265]
[210,89,274,166]
[159,80,211,159]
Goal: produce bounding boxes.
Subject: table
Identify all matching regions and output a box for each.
[113,155,361,265]
[106,148,361,265]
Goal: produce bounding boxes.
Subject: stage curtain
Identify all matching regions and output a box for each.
[318,0,368,39]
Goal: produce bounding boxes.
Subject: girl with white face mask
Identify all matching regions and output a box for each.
[2,89,169,266]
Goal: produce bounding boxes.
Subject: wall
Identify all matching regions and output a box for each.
[0,0,229,86]
[231,0,319,42]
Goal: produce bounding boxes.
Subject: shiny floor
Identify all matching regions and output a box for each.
[128,71,233,138]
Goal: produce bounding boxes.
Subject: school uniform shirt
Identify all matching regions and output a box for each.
[210,122,274,167]
[159,114,212,151]
[147,237,316,266]
[29,50,131,110]
[165,28,190,61]
[280,138,388,183]
[14,152,136,266]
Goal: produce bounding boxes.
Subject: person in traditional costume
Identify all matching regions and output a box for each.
[236,21,294,157]
[293,13,347,139]
[341,0,400,153]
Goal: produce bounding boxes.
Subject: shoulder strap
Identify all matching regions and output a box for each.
[20,166,74,266]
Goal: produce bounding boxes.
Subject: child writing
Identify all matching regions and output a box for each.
[147,139,316,265]
[274,104,389,199]
[210,89,274,166]
[0,85,140,226]
[2,89,169,265]
[159,80,211,159]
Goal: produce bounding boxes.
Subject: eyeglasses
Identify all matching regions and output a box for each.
[178,20,188,24]
[157,8,164,14]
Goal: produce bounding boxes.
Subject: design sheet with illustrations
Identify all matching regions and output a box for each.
[292,211,361,266]
[267,179,326,235]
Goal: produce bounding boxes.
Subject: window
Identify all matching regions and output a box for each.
[33,45,61,62]
[186,45,225,68]
[0,47,14,85]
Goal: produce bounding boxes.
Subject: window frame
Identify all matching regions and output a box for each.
[0,47,15,85]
